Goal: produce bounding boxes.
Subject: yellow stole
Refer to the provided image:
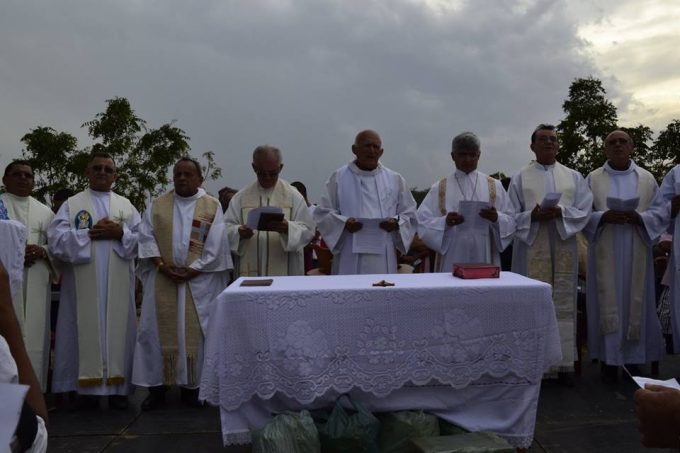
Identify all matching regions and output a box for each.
[69,190,133,386]
[152,191,218,386]
[590,166,654,340]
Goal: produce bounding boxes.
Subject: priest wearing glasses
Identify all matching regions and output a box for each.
[417,131,515,271]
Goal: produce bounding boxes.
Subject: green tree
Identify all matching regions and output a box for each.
[557,77,618,176]
[20,126,80,203]
[649,119,680,180]
[20,97,217,210]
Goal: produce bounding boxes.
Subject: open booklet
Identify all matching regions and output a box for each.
[540,192,561,209]
[455,201,491,232]
[246,207,284,231]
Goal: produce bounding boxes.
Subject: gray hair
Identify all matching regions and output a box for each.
[451,132,480,154]
[252,145,282,164]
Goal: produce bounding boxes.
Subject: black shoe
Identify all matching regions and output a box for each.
[71,395,99,411]
[141,386,167,411]
[180,387,202,408]
[109,395,129,410]
[557,372,575,387]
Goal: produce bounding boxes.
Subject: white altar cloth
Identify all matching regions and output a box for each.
[199,272,561,448]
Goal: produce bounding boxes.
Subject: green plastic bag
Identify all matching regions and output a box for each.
[252,410,320,453]
[316,394,381,453]
[379,411,441,453]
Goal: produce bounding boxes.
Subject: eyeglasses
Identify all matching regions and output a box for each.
[91,165,115,174]
[606,138,630,146]
[254,169,281,178]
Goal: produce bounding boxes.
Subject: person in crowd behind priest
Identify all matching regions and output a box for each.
[508,124,592,386]
[313,129,417,274]
[133,157,231,410]
[291,180,319,274]
[584,129,668,382]
[48,152,141,410]
[1,160,56,392]
[225,145,315,277]
[417,132,515,271]
[51,188,73,215]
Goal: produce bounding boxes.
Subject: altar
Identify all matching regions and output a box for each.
[199,272,561,448]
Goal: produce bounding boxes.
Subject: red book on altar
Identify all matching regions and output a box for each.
[453,263,500,279]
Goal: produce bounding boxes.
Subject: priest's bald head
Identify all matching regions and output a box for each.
[604,129,634,171]
[252,145,283,189]
[352,129,383,171]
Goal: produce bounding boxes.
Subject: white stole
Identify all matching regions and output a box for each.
[68,190,133,386]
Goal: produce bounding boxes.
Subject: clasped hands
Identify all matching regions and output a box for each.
[24,244,47,268]
[601,209,642,225]
[445,207,498,227]
[344,217,399,233]
[88,217,124,241]
[156,260,199,283]
[238,219,289,239]
[530,204,562,222]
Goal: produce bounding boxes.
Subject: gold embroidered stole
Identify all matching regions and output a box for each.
[238,180,293,276]
[69,190,133,386]
[590,167,654,340]
[152,191,218,386]
[521,163,577,367]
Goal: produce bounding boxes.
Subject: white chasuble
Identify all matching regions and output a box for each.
[509,161,592,371]
[0,193,54,390]
[48,189,140,395]
[313,162,417,275]
[226,179,315,277]
[584,161,668,365]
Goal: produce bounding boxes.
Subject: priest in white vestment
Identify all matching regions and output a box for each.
[226,145,315,277]
[1,160,55,391]
[133,157,231,410]
[508,125,592,381]
[417,132,515,271]
[48,153,140,409]
[313,129,417,275]
[660,165,680,352]
[584,130,668,379]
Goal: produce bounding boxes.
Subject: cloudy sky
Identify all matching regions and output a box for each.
[1,0,678,202]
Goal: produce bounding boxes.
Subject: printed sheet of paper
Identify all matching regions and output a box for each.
[631,376,680,390]
[606,197,639,211]
[0,383,28,449]
[352,218,387,254]
[456,201,490,232]
[540,192,562,209]
[246,207,284,230]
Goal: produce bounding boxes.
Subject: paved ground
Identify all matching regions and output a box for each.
[47,356,679,452]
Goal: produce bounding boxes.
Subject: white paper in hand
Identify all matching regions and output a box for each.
[540,192,561,209]
[245,207,284,230]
